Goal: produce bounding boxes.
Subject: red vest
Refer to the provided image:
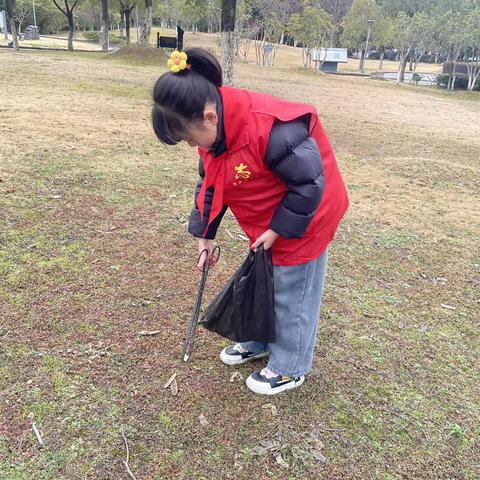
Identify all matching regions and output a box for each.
[198,86,349,266]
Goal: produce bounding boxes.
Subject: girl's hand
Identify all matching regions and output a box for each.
[196,238,218,270]
[252,229,279,251]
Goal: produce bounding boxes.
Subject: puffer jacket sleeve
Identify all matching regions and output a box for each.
[265,116,325,239]
[188,157,227,239]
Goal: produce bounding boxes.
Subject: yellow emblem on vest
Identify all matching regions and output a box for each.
[233,163,252,186]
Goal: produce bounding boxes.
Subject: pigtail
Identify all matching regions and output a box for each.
[185,48,223,88]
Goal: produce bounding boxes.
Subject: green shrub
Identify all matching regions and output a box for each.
[436,73,480,91]
[83,31,126,46]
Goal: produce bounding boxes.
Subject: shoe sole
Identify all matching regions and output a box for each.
[219,349,269,366]
[245,375,305,395]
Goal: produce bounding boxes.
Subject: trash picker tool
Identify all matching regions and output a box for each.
[182,246,220,362]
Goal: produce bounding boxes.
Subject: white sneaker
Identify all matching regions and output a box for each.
[246,367,305,395]
[219,343,269,366]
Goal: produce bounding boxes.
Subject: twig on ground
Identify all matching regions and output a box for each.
[163,372,177,389]
[248,421,280,447]
[121,427,138,480]
[138,330,161,336]
[31,422,45,448]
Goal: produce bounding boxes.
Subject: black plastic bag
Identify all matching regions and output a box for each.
[199,246,276,343]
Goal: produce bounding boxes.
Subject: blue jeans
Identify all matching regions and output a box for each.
[240,249,328,377]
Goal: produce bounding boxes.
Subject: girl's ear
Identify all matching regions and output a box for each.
[203,106,218,125]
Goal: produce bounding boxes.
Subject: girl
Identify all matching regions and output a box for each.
[152,48,349,395]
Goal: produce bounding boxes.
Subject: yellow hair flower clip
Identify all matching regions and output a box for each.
[167,50,190,73]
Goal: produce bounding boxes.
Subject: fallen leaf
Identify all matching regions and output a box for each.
[274,452,289,468]
[398,320,405,329]
[250,445,268,456]
[198,413,208,427]
[164,373,177,389]
[259,439,280,450]
[262,403,278,416]
[229,372,243,383]
[378,279,392,289]
[312,450,327,463]
[313,439,324,450]
[237,233,249,241]
[139,330,161,336]
[170,378,178,396]
[225,229,235,239]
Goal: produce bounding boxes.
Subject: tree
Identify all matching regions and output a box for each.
[340,0,378,71]
[407,11,435,81]
[379,0,434,16]
[369,13,395,69]
[235,0,255,62]
[52,0,80,50]
[139,0,152,44]
[5,0,19,50]
[318,0,353,24]
[255,0,303,45]
[464,6,480,90]
[221,0,237,85]
[119,0,135,46]
[100,0,108,52]
[289,5,335,70]
[251,9,283,67]
[435,0,470,90]
[391,12,412,82]
[181,0,207,32]
[13,0,31,34]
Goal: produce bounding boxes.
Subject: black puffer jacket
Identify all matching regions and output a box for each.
[188,113,325,240]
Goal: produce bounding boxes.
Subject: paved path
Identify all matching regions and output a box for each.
[380,71,438,86]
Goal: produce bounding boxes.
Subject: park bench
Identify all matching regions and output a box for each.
[157,26,184,52]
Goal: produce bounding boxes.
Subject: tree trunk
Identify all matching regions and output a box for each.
[446,47,453,89]
[379,47,385,70]
[100,0,109,53]
[301,46,308,68]
[67,11,74,51]
[221,31,235,85]
[450,49,461,91]
[221,0,237,86]
[140,0,153,45]
[8,16,19,50]
[120,10,125,37]
[397,48,410,83]
[409,52,424,84]
[466,48,478,91]
[5,0,19,50]
[125,10,131,46]
[409,48,414,71]
[359,49,365,72]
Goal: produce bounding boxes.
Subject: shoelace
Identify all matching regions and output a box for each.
[261,367,278,379]
[233,343,247,353]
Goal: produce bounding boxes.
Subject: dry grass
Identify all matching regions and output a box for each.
[0,35,104,51]
[0,34,479,480]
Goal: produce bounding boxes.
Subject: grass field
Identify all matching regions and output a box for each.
[0,33,479,480]
[0,28,442,75]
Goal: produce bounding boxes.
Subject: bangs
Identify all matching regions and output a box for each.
[151,104,188,145]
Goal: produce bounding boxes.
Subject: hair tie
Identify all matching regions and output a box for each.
[167,51,191,73]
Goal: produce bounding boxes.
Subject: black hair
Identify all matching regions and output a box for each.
[152,48,223,145]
